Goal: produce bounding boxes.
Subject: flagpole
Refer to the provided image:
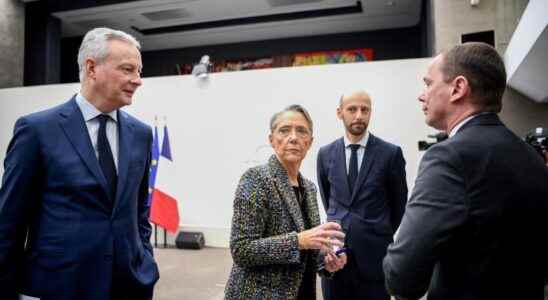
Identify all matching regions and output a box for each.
[162,116,168,249]
[150,116,160,249]
[154,224,158,248]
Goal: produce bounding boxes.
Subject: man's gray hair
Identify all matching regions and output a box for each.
[77,27,141,82]
[270,104,314,134]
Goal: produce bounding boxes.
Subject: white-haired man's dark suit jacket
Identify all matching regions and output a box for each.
[0,97,159,300]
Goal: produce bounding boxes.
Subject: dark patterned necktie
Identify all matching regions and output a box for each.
[348,144,360,192]
[97,114,117,201]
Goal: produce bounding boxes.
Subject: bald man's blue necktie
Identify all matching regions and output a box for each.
[348,144,360,192]
[97,114,117,202]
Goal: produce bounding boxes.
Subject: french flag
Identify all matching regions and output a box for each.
[149,124,180,234]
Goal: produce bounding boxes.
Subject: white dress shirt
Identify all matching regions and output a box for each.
[343,131,370,175]
[75,93,119,172]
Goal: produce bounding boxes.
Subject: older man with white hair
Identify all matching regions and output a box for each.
[0,27,159,300]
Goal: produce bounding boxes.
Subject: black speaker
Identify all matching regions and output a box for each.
[175,231,205,249]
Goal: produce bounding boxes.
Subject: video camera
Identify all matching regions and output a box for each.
[418,132,448,151]
[524,127,548,159]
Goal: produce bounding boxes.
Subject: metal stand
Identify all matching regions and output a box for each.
[154,224,158,248]
[153,224,169,248]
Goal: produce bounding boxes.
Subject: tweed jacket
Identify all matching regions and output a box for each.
[224,155,321,300]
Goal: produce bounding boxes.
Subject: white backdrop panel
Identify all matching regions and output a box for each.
[0,58,434,246]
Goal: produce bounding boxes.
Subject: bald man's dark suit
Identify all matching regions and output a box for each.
[317,134,408,300]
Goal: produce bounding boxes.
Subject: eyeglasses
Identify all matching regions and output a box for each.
[275,126,311,139]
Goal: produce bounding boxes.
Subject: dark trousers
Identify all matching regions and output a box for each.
[110,262,154,300]
[322,251,389,300]
[110,277,154,300]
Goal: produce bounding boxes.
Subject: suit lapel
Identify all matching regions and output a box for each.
[268,156,305,231]
[59,98,110,197]
[112,110,134,214]
[350,134,377,202]
[334,138,353,206]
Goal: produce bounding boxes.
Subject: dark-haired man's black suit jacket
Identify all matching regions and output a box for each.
[384,113,548,300]
[317,133,408,299]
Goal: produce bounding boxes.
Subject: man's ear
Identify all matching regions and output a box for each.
[85,58,97,80]
[268,133,273,146]
[450,75,470,103]
[336,107,342,120]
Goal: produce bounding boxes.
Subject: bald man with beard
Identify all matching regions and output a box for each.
[317,91,408,300]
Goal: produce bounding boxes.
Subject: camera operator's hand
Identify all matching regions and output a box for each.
[297,222,345,253]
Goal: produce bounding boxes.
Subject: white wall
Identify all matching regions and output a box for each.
[504,0,547,79]
[0,58,433,247]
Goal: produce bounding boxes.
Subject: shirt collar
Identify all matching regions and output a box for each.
[75,92,118,122]
[344,131,369,148]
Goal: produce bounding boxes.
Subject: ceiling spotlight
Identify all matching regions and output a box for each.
[191,55,212,79]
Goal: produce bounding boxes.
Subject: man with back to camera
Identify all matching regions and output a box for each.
[383,42,548,300]
[317,90,408,300]
[0,27,159,300]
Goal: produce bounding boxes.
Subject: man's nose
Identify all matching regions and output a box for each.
[131,73,142,86]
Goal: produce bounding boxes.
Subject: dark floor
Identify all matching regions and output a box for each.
[153,247,547,300]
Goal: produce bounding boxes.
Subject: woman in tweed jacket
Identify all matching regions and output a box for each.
[225,105,346,300]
